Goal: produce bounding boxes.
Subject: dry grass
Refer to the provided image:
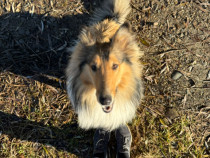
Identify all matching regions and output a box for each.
[0,0,209,157]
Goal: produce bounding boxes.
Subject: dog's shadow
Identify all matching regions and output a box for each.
[0,5,91,88]
[0,0,102,157]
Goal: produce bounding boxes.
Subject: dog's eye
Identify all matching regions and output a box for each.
[91,65,97,72]
[112,64,118,70]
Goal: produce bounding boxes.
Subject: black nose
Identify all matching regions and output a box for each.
[99,95,112,105]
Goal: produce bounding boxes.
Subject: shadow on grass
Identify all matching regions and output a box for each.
[0,111,94,157]
[0,12,87,88]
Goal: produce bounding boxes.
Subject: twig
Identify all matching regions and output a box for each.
[149,48,186,55]
[130,2,143,13]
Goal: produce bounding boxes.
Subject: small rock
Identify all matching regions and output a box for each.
[154,22,158,26]
[171,70,183,80]
[165,108,179,120]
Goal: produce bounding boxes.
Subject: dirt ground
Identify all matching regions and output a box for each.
[0,0,209,157]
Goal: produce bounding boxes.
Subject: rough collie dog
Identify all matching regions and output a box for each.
[66,0,143,132]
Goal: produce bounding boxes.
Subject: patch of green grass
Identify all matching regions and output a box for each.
[130,107,207,158]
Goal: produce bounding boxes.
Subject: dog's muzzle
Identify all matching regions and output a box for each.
[102,104,113,113]
[99,95,113,113]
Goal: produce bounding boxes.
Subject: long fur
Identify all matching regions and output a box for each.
[66,0,144,131]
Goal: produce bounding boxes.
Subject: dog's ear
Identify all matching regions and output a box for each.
[79,20,120,46]
[111,25,143,62]
[79,27,96,46]
[111,25,135,52]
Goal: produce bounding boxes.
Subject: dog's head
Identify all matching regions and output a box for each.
[87,47,122,113]
[77,21,140,113]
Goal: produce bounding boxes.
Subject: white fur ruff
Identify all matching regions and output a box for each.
[78,94,136,131]
[67,82,138,131]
